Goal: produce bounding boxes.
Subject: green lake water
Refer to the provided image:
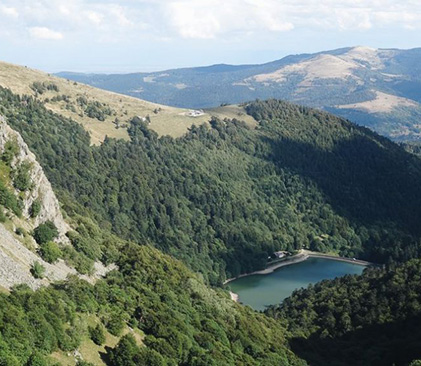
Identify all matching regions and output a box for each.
[228,257,365,311]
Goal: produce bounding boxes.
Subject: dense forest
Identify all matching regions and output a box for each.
[269,259,421,366]
[2,85,421,365]
[2,88,421,285]
[0,226,304,365]
[402,141,421,158]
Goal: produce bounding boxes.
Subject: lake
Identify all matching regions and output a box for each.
[228,257,365,311]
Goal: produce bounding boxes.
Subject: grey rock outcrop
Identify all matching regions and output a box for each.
[0,224,77,289]
[0,115,70,242]
[0,116,115,289]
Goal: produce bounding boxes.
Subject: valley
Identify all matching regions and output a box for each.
[2,1,421,364]
[1,58,421,365]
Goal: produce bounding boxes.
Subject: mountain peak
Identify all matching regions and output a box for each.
[350,45,377,52]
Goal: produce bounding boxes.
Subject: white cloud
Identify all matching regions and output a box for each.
[335,8,373,30]
[166,2,222,39]
[164,0,294,39]
[29,26,63,40]
[161,0,421,39]
[0,0,420,44]
[109,5,134,27]
[1,6,19,18]
[85,11,104,26]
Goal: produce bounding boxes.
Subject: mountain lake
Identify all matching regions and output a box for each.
[228,257,366,311]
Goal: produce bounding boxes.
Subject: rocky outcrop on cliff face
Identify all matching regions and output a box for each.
[0,224,77,289]
[0,116,114,289]
[0,223,113,290]
[0,115,70,242]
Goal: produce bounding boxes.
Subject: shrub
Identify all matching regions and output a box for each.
[89,324,106,345]
[39,241,62,263]
[30,82,59,95]
[61,245,94,275]
[58,327,82,352]
[70,233,102,260]
[30,261,46,279]
[1,139,19,165]
[108,334,141,366]
[76,362,95,366]
[104,312,125,336]
[33,221,58,244]
[15,227,25,236]
[30,200,41,218]
[26,352,48,366]
[0,349,19,366]
[13,162,32,191]
[30,82,46,95]
[0,206,6,223]
[0,181,23,217]
[74,255,94,275]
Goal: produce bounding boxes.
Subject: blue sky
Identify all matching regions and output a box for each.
[0,0,420,73]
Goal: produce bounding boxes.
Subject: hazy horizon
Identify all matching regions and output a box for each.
[3,44,420,75]
[1,1,420,73]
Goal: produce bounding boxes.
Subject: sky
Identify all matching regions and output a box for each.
[0,0,420,73]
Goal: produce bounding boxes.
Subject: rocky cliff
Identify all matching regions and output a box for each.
[0,116,110,289]
[0,115,70,239]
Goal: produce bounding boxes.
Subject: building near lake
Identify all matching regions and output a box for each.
[274,251,290,259]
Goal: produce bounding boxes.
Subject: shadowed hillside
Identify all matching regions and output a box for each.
[2,88,421,286]
[270,259,421,366]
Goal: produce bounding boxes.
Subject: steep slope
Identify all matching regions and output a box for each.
[0,242,305,366]
[0,92,304,366]
[2,82,421,364]
[58,46,421,141]
[0,115,73,289]
[0,116,70,238]
[0,61,214,144]
[3,86,421,286]
[270,259,421,365]
[0,116,114,289]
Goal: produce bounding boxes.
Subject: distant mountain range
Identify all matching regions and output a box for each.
[57,46,421,141]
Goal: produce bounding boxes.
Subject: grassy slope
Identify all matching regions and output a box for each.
[50,314,143,366]
[0,61,217,144]
[206,104,258,128]
[57,47,421,141]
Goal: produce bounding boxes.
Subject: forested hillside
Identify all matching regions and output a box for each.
[2,84,421,365]
[2,88,421,285]
[0,90,306,365]
[0,226,304,365]
[270,259,421,366]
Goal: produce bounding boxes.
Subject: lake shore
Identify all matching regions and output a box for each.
[224,249,373,285]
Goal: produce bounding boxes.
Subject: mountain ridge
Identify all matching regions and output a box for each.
[0,60,218,144]
[57,46,421,141]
